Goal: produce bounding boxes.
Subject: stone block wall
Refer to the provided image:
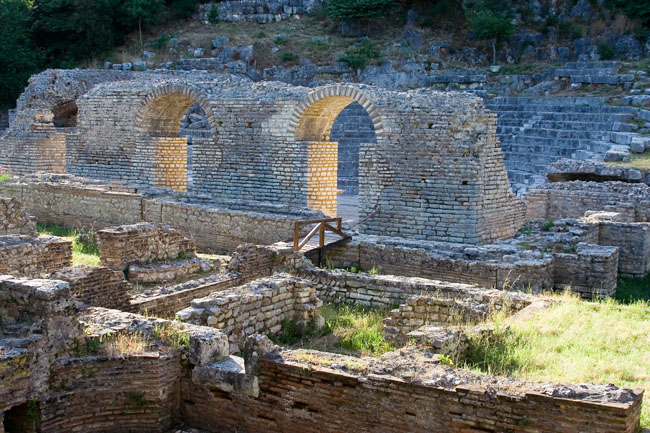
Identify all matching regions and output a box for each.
[0,197,36,236]
[0,236,72,278]
[153,137,187,192]
[97,222,195,270]
[299,266,536,310]
[324,237,554,292]
[0,175,322,252]
[526,181,650,222]
[553,243,619,298]
[307,141,338,217]
[597,222,650,275]
[0,276,82,412]
[182,349,644,433]
[39,354,182,433]
[51,266,131,310]
[177,275,321,352]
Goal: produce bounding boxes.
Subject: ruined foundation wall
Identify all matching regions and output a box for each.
[598,222,650,275]
[182,354,643,433]
[0,177,320,252]
[526,181,650,222]
[97,222,195,270]
[177,275,321,352]
[51,266,131,310]
[299,266,535,310]
[0,197,36,236]
[40,354,182,433]
[0,236,72,278]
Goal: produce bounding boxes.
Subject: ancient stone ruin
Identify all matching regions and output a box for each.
[0,67,648,432]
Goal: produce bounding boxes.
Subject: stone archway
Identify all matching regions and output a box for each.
[289,86,383,220]
[135,86,216,193]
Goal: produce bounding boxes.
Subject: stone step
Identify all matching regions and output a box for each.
[569,74,635,85]
[563,61,622,70]
[494,111,635,122]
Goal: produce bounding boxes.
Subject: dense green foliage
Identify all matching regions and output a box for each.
[337,40,381,70]
[464,0,513,44]
[607,0,650,27]
[0,0,201,107]
[0,0,42,105]
[325,0,398,23]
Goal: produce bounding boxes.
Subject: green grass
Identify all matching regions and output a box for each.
[617,274,650,303]
[462,293,650,428]
[37,222,100,266]
[607,151,650,171]
[270,302,394,357]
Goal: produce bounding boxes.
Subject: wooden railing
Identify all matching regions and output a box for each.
[293,217,350,252]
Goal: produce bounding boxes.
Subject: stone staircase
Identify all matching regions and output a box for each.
[486,96,648,191]
[553,61,635,86]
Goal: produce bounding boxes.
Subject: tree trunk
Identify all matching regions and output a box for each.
[492,40,497,65]
[139,18,143,52]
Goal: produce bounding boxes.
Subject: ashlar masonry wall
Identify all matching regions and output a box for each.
[0,236,72,278]
[0,197,36,236]
[6,70,525,244]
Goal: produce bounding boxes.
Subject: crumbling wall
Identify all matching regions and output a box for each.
[177,275,321,352]
[597,222,650,275]
[553,243,619,298]
[182,349,644,433]
[526,181,650,222]
[40,355,182,433]
[0,236,72,277]
[97,222,195,270]
[0,197,36,236]
[299,266,535,310]
[51,266,131,310]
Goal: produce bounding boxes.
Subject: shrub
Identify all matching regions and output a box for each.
[207,2,219,24]
[151,33,175,50]
[0,166,10,182]
[325,0,397,23]
[418,0,463,30]
[167,0,199,19]
[274,35,289,45]
[542,219,555,232]
[598,42,615,60]
[337,40,380,70]
[255,31,266,38]
[277,51,299,62]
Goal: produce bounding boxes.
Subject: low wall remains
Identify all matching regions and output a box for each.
[97,222,195,270]
[0,197,36,236]
[0,174,322,252]
[526,181,650,222]
[596,222,650,276]
[0,235,72,278]
[182,348,644,433]
[40,354,182,433]
[51,266,131,310]
[299,266,535,310]
[177,274,321,352]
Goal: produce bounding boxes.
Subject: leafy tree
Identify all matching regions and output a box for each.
[607,0,650,27]
[33,0,122,67]
[166,0,199,19]
[0,0,42,106]
[325,0,398,23]
[464,0,513,64]
[120,0,165,50]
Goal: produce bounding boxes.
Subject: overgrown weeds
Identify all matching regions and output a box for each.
[461,293,650,428]
[37,222,100,266]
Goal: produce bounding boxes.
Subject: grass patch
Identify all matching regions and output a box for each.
[607,151,650,172]
[461,293,650,428]
[270,302,393,357]
[37,222,100,266]
[617,274,650,303]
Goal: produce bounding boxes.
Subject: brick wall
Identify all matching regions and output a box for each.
[182,351,643,433]
[153,137,187,192]
[307,141,338,217]
[51,266,131,310]
[40,354,182,433]
[597,222,650,276]
[97,222,195,270]
[0,236,72,278]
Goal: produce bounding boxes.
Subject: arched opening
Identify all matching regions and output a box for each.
[179,103,211,188]
[139,92,200,193]
[294,93,378,225]
[3,401,40,433]
[52,100,78,129]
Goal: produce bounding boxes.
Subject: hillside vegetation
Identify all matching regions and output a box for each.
[1,0,649,108]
